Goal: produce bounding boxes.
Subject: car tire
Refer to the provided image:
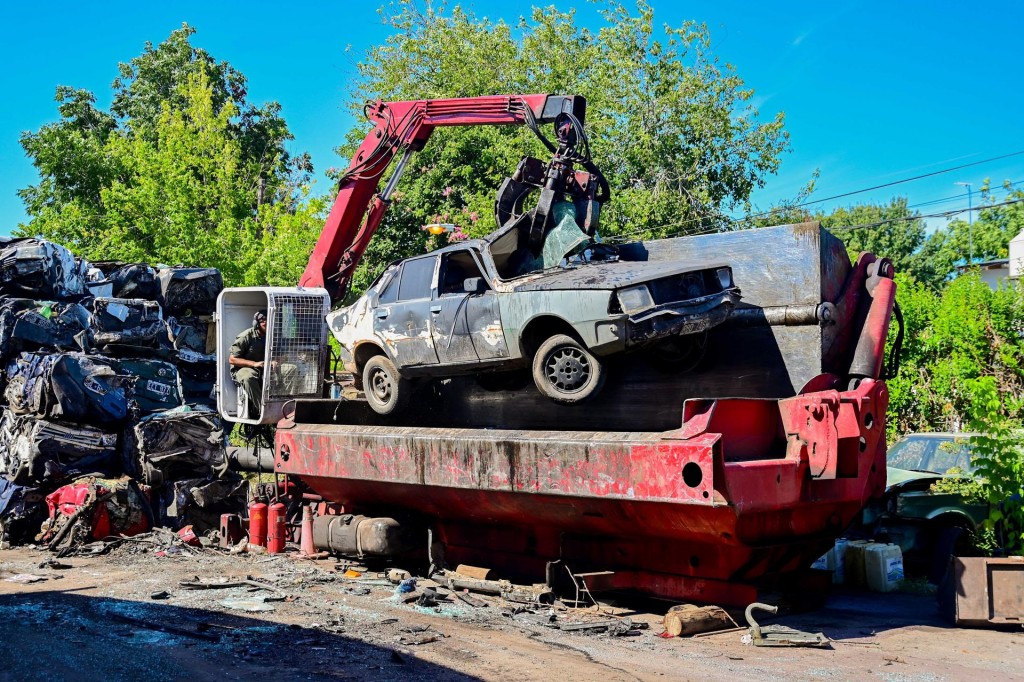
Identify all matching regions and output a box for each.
[531,334,605,404]
[363,355,410,415]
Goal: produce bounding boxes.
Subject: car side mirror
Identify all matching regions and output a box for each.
[463,277,487,294]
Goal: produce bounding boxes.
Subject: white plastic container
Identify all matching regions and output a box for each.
[832,538,849,585]
[864,543,904,592]
[843,540,874,588]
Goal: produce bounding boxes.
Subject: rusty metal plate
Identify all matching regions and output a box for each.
[953,556,1024,626]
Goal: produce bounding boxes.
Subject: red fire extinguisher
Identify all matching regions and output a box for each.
[267,501,287,554]
[248,501,268,547]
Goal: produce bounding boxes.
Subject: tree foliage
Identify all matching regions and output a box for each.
[966,379,1024,554]
[17,24,319,286]
[915,184,1024,287]
[342,0,789,292]
[886,272,1024,440]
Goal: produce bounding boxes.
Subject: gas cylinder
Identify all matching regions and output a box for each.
[267,501,287,554]
[248,501,268,547]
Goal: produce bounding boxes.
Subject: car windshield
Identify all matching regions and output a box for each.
[886,434,976,475]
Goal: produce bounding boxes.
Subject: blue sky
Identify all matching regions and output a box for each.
[2,1,1022,236]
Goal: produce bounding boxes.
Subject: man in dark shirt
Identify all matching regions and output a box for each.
[229,310,268,417]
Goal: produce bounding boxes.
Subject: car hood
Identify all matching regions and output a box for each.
[506,259,730,292]
[885,466,941,490]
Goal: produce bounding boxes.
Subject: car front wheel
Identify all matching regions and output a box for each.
[363,355,410,415]
[531,334,606,404]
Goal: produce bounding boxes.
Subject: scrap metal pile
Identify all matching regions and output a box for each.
[0,236,244,553]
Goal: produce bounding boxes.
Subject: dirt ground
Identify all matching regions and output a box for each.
[0,543,1020,682]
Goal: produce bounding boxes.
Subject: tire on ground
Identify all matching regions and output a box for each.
[531,334,606,404]
[363,355,411,415]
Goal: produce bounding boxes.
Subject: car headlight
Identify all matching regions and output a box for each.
[617,285,655,314]
[715,267,733,290]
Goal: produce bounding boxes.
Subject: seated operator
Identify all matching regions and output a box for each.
[229,310,269,416]
[230,310,303,417]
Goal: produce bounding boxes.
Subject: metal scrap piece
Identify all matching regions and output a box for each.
[744,602,830,648]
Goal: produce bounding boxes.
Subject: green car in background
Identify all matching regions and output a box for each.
[859,432,988,583]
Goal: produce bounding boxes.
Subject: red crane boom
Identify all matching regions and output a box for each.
[299,94,586,303]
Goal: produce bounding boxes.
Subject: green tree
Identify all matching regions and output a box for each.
[17,24,316,285]
[917,184,1024,287]
[818,198,927,279]
[886,272,1024,441]
[967,379,1024,555]
[343,0,789,292]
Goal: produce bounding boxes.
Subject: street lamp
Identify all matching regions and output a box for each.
[955,181,973,265]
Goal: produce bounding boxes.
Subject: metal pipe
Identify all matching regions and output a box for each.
[380,148,414,201]
[727,302,836,327]
[226,446,275,472]
[312,514,416,556]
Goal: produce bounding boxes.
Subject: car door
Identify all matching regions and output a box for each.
[431,250,483,365]
[466,292,509,361]
[373,255,440,368]
[438,246,509,358]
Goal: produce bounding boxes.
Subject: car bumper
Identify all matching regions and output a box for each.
[624,290,740,347]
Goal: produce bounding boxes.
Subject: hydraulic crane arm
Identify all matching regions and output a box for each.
[299,94,587,303]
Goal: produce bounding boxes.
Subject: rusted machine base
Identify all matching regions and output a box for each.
[275,377,887,605]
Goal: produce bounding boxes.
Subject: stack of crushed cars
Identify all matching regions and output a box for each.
[0,236,245,554]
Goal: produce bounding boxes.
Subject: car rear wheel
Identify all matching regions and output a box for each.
[531,334,605,404]
[363,355,410,415]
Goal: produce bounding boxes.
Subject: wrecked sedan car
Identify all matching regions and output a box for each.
[328,224,740,414]
[856,432,988,583]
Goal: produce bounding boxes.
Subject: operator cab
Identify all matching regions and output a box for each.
[216,287,331,425]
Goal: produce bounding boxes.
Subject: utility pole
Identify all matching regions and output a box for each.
[955,181,973,265]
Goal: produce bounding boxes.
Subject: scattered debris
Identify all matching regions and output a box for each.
[455,590,488,608]
[439,570,553,604]
[559,617,643,636]
[396,633,438,646]
[4,573,48,583]
[454,564,492,580]
[415,587,452,608]
[150,590,171,600]
[106,611,220,642]
[387,568,412,584]
[37,558,72,570]
[743,602,830,648]
[219,596,278,613]
[177,525,200,547]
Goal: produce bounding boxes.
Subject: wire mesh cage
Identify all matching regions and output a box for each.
[217,287,330,426]
[267,294,328,399]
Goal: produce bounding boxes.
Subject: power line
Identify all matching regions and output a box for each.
[778,149,1024,210]
[828,198,1024,232]
[607,193,1024,245]
[608,157,1024,243]
[906,179,1024,211]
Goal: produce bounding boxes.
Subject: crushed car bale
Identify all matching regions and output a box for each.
[0,236,234,553]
